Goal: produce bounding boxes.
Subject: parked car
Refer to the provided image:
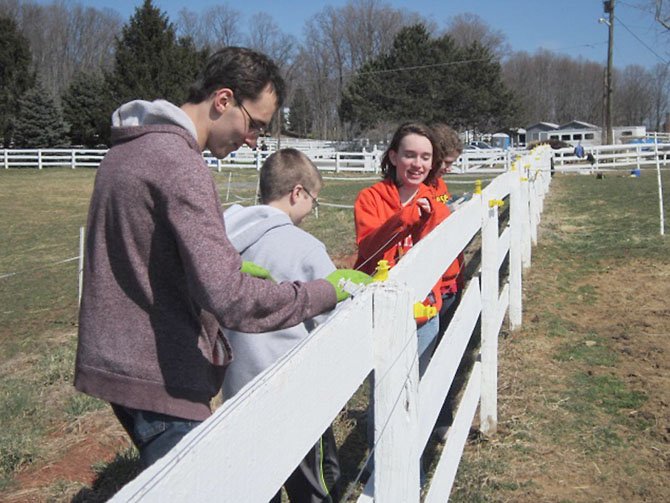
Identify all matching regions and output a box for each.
[467,141,493,150]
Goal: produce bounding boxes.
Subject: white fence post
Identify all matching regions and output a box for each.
[509,161,523,329]
[479,188,499,436]
[520,162,532,269]
[370,283,420,502]
[655,142,666,236]
[38,150,43,170]
[225,172,232,202]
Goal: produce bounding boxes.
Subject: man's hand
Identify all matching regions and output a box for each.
[325,269,373,302]
[241,261,274,282]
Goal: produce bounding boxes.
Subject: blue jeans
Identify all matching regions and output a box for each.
[417,315,439,377]
[111,403,201,469]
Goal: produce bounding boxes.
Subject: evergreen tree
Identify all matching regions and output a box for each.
[13,83,68,148]
[62,71,112,147]
[340,24,438,130]
[340,24,519,134]
[106,0,205,107]
[450,41,518,131]
[0,16,35,147]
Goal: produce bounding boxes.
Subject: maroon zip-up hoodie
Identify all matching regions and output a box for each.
[75,121,336,420]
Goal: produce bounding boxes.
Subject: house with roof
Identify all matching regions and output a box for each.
[525,122,559,143]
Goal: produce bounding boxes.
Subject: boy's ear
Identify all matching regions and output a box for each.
[288,185,301,205]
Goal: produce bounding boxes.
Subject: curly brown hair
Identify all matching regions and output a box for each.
[380,122,440,186]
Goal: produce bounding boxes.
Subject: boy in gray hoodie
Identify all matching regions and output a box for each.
[222,149,340,502]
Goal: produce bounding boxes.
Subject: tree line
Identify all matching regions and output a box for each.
[0,0,668,148]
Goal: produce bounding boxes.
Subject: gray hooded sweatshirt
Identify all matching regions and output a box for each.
[221,204,336,398]
[75,100,336,421]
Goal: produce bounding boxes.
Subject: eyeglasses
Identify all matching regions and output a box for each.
[304,187,320,210]
[237,100,266,137]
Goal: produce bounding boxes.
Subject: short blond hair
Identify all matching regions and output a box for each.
[259,148,322,203]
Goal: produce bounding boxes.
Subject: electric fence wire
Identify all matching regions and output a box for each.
[0,255,79,280]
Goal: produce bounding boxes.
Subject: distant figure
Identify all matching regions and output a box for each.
[260,140,269,151]
[574,142,585,159]
[586,152,595,165]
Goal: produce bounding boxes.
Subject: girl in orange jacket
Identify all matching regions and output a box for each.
[354,122,449,375]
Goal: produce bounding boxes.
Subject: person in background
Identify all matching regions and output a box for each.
[75,47,362,469]
[221,148,346,502]
[430,123,466,441]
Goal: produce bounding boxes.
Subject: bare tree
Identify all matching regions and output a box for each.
[2,0,121,100]
[203,5,242,49]
[503,50,603,127]
[446,12,510,58]
[175,7,207,48]
[299,0,425,138]
[246,12,297,70]
[614,65,653,125]
[647,63,670,129]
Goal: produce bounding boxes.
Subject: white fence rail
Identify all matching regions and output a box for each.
[553,142,670,172]
[3,141,670,175]
[109,145,553,502]
[0,145,517,174]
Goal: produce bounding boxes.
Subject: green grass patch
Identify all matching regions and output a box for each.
[565,372,647,416]
[553,335,618,366]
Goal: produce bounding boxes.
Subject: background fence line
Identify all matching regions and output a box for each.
[3,141,669,175]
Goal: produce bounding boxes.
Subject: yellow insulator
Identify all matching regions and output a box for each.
[521,177,529,182]
[372,259,390,282]
[414,302,437,320]
[489,199,505,208]
[474,179,482,195]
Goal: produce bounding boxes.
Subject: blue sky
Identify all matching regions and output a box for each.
[49,0,669,69]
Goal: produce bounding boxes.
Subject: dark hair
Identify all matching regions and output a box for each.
[431,123,463,161]
[380,122,440,185]
[259,148,322,203]
[186,46,286,107]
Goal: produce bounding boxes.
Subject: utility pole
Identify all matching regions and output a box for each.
[604,0,615,144]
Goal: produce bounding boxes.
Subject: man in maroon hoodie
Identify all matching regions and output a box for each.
[75,47,368,468]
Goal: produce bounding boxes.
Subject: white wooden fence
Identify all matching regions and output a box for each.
[109,145,552,502]
[3,141,670,175]
[552,142,670,172]
[0,144,517,174]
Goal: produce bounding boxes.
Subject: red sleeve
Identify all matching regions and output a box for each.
[354,187,421,271]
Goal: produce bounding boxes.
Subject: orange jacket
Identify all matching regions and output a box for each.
[354,179,448,314]
[434,177,462,295]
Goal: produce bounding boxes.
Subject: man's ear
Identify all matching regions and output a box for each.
[213,88,234,114]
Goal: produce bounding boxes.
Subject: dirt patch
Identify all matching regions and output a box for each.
[4,410,131,502]
[456,253,670,502]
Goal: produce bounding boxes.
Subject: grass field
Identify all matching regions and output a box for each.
[450,169,670,502]
[1,165,668,501]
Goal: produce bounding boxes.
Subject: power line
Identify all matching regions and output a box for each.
[615,14,669,64]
